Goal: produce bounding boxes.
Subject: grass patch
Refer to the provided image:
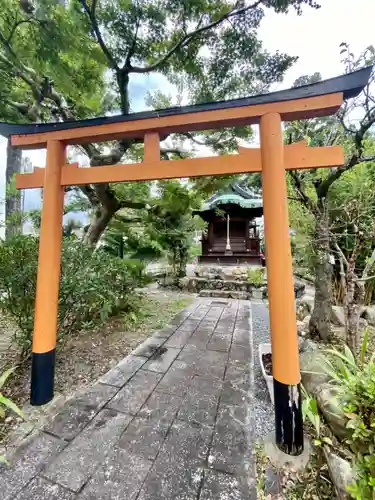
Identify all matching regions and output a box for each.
[122,294,192,332]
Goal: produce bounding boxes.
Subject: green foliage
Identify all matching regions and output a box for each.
[246,267,265,286]
[0,235,147,355]
[103,180,204,276]
[322,334,375,499]
[301,384,333,447]
[122,295,191,332]
[0,367,24,464]
[146,181,203,277]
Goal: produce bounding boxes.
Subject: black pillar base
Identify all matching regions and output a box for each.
[273,378,303,456]
[30,349,56,406]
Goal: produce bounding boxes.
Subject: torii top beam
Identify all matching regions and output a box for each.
[0,66,372,149]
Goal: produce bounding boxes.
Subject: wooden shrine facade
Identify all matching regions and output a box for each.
[1,65,372,457]
[194,184,263,264]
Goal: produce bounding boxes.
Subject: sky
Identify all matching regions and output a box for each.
[0,0,374,236]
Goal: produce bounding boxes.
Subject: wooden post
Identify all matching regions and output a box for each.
[260,113,303,455]
[208,221,214,250]
[225,213,232,255]
[30,140,65,406]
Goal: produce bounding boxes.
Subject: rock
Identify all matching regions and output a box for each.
[300,351,330,396]
[298,337,305,351]
[199,290,212,297]
[324,447,354,499]
[359,317,368,329]
[300,339,318,353]
[296,296,315,320]
[296,301,310,321]
[301,315,311,333]
[317,384,348,441]
[332,325,346,341]
[296,320,305,333]
[361,305,375,326]
[294,281,306,299]
[178,277,189,289]
[331,306,346,326]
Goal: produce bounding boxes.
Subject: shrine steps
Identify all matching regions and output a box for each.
[199,289,261,300]
[198,254,263,265]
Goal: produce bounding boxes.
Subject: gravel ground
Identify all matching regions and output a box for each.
[251,300,274,441]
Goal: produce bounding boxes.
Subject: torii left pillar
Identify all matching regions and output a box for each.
[30,140,65,405]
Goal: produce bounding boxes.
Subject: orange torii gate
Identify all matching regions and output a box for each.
[1,65,371,456]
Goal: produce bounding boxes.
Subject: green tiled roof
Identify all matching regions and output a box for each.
[201,193,263,211]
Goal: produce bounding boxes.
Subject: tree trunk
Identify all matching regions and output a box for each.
[83,208,116,246]
[5,139,22,238]
[345,268,365,354]
[309,209,333,341]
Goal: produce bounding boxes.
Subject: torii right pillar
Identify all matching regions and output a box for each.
[260,112,303,455]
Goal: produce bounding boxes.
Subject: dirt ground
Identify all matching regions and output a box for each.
[0,288,193,448]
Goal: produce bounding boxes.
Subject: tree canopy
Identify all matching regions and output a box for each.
[0,0,320,243]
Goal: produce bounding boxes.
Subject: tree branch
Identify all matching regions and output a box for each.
[123,13,140,69]
[130,1,262,73]
[288,170,318,215]
[79,0,119,70]
[318,153,375,198]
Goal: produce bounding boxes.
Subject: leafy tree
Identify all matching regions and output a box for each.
[286,45,375,342]
[102,179,204,276]
[146,180,204,276]
[0,0,320,244]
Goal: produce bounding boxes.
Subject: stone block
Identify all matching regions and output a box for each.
[178,345,227,379]
[177,319,200,332]
[108,370,163,415]
[0,432,67,500]
[44,383,119,441]
[228,343,252,365]
[15,477,76,500]
[220,380,247,406]
[165,329,194,349]
[138,390,184,425]
[178,376,222,425]
[143,347,181,373]
[118,416,170,461]
[43,409,131,492]
[152,325,178,339]
[156,363,194,396]
[137,421,212,500]
[232,328,249,346]
[200,470,257,500]
[131,336,167,358]
[99,355,146,388]
[209,405,251,475]
[79,447,152,500]
[206,331,231,352]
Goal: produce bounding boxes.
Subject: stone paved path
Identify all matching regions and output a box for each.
[0,298,266,500]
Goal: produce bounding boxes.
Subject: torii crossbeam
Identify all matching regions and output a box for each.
[1,65,371,457]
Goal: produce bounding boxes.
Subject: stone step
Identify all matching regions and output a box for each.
[183,277,264,294]
[184,277,305,299]
[199,289,262,300]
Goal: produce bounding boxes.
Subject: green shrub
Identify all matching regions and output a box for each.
[0,235,147,355]
[323,335,375,499]
[247,267,265,286]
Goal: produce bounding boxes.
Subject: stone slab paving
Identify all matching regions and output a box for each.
[0,298,271,500]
